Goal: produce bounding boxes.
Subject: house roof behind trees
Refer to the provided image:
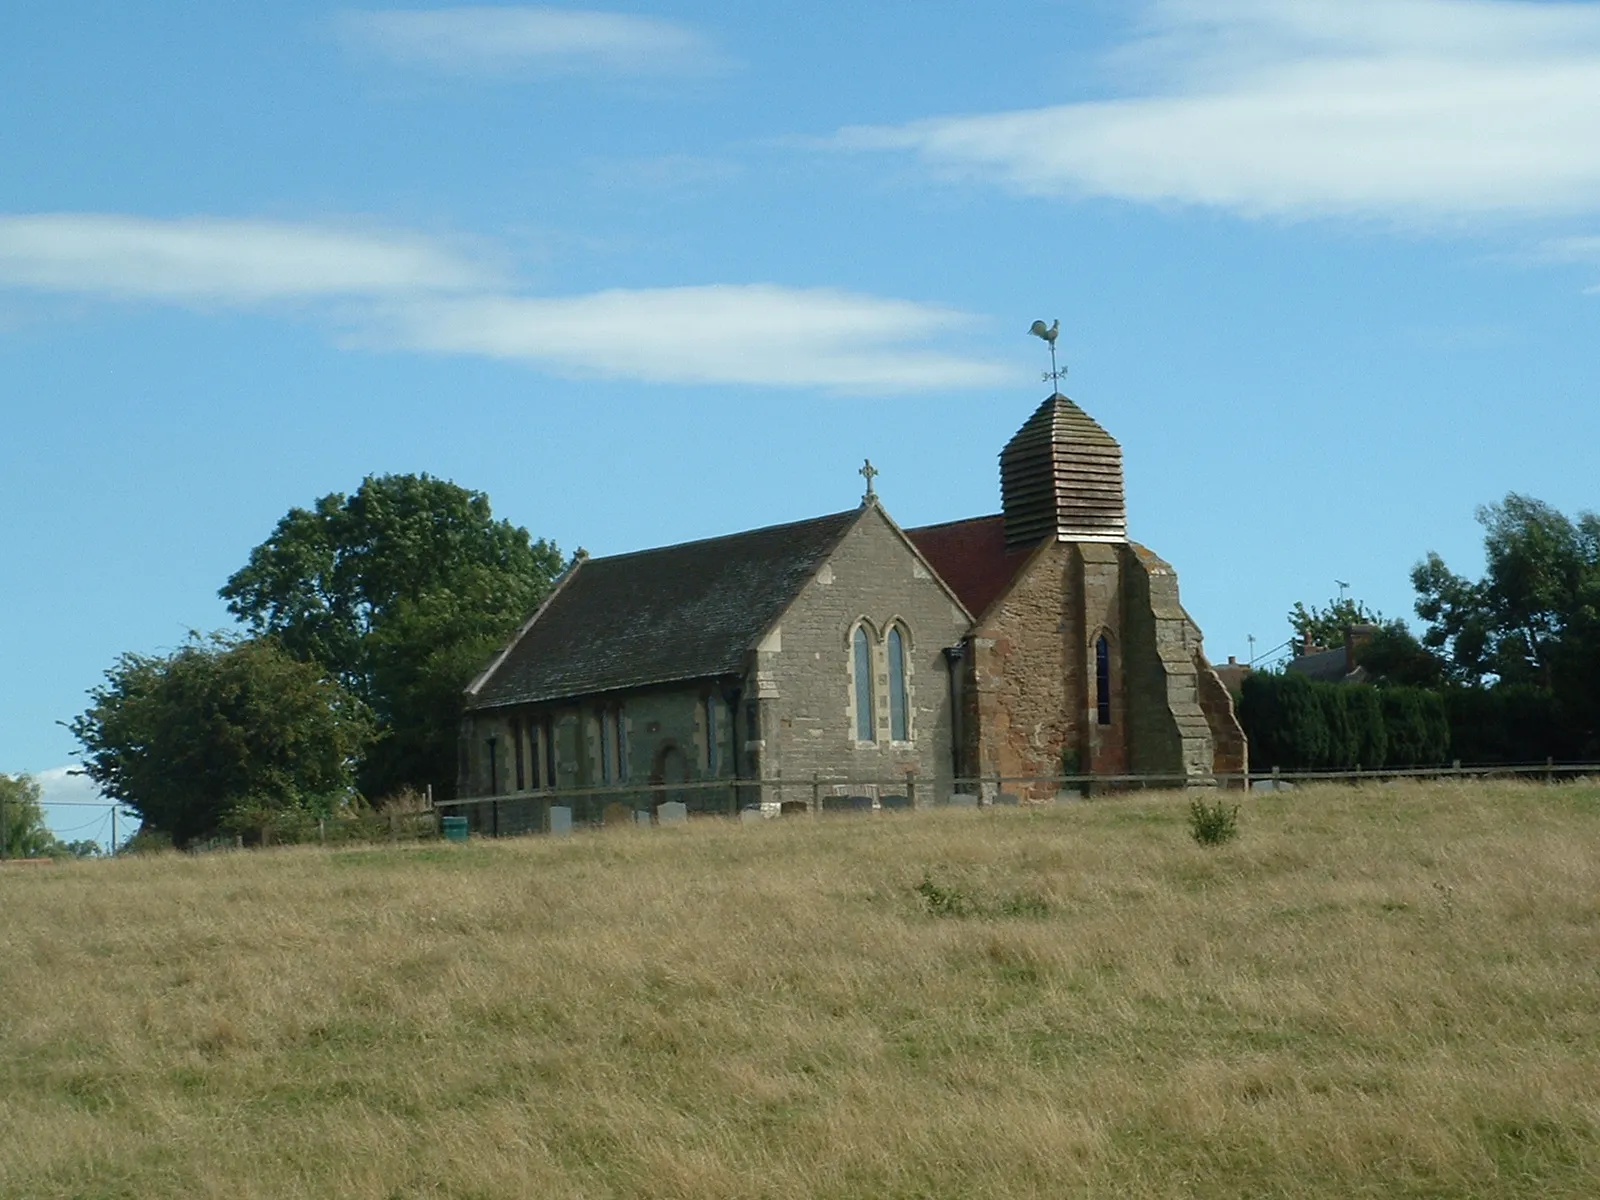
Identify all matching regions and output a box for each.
[466,509,862,709]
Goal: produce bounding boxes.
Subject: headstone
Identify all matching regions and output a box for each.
[635,810,653,827]
[996,793,1021,807]
[880,794,911,811]
[740,806,765,824]
[548,806,573,836]
[780,800,809,817]
[658,801,688,825]
[602,802,632,828]
[822,795,852,813]
[947,793,979,808]
[848,795,874,812]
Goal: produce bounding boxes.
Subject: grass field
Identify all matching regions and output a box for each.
[3,781,1599,1198]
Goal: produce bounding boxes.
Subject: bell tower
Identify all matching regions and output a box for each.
[1000,392,1127,551]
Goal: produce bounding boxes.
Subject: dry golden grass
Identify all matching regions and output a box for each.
[3,781,1600,1198]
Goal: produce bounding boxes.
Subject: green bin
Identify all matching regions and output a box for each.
[441,816,469,843]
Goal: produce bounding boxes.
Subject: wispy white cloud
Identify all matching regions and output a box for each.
[838,0,1600,222]
[34,766,101,808]
[372,285,1007,390]
[0,214,497,304]
[0,213,999,392]
[338,6,727,77]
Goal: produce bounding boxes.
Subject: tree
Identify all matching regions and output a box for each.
[1289,597,1382,652]
[1355,621,1448,689]
[1,773,62,859]
[69,634,373,847]
[1413,494,1600,755]
[219,474,564,800]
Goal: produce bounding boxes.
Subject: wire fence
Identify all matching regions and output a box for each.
[7,759,1595,857]
[438,758,1600,838]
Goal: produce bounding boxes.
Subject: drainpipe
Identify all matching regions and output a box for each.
[943,644,966,786]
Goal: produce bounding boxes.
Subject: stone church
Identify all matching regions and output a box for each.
[455,391,1245,830]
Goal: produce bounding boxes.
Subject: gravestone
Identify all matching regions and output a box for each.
[822,795,853,813]
[602,802,632,828]
[996,793,1021,807]
[848,795,874,812]
[779,800,809,817]
[947,793,979,808]
[548,806,573,836]
[658,801,688,825]
[635,810,653,827]
[880,794,911,812]
[740,806,765,824]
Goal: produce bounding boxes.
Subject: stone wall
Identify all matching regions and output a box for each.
[967,541,1073,797]
[1195,651,1249,784]
[456,679,750,830]
[761,503,971,805]
[1120,544,1217,781]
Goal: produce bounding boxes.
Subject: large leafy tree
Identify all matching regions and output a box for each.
[1288,596,1382,652]
[1414,494,1600,689]
[69,634,373,847]
[1,773,67,859]
[219,474,564,799]
[1412,494,1600,755]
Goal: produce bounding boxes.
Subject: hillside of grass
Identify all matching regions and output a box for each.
[3,781,1599,1199]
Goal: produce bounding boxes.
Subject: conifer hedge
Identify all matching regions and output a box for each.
[1239,674,1448,771]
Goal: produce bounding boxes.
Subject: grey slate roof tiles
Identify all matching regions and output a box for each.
[469,508,862,710]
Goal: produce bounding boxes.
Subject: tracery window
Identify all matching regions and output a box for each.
[887,625,909,742]
[853,624,875,742]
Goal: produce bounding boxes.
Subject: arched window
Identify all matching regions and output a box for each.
[887,625,909,741]
[853,625,875,742]
[1095,635,1112,726]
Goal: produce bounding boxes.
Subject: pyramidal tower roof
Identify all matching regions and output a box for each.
[1000,392,1127,551]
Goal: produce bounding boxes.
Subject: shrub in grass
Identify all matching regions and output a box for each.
[1188,795,1240,846]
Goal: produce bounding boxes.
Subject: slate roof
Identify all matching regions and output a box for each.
[1286,647,1366,684]
[904,514,1032,620]
[468,508,862,710]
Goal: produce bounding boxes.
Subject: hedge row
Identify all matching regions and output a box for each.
[1239,673,1450,771]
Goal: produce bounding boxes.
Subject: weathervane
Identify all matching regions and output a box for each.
[1029,319,1065,389]
[859,458,879,503]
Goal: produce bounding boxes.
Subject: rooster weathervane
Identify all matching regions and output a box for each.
[1029,319,1065,389]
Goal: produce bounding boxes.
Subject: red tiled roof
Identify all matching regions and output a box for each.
[906,514,1032,621]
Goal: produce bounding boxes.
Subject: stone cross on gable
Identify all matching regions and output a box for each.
[859,459,879,503]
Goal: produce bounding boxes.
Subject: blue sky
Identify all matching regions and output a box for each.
[4,0,1598,839]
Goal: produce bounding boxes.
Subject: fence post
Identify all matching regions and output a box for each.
[1271,765,1280,789]
[907,772,917,810]
[1,790,8,860]
[1453,759,1462,780]
[811,773,820,815]
[1545,755,1554,784]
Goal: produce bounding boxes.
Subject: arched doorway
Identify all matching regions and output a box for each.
[652,743,690,813]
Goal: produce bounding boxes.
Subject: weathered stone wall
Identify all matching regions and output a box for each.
[763,503,970,804]
[1120,544,1216,781]
[456,678,748,829]
[1195,651,1249,784]
[968,541,1073,797]
[1077,543,1130,777]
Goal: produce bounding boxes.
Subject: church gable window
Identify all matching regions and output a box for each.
[853,624,875,743]
[1096,634,1112,726]
[887,624,910,742]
